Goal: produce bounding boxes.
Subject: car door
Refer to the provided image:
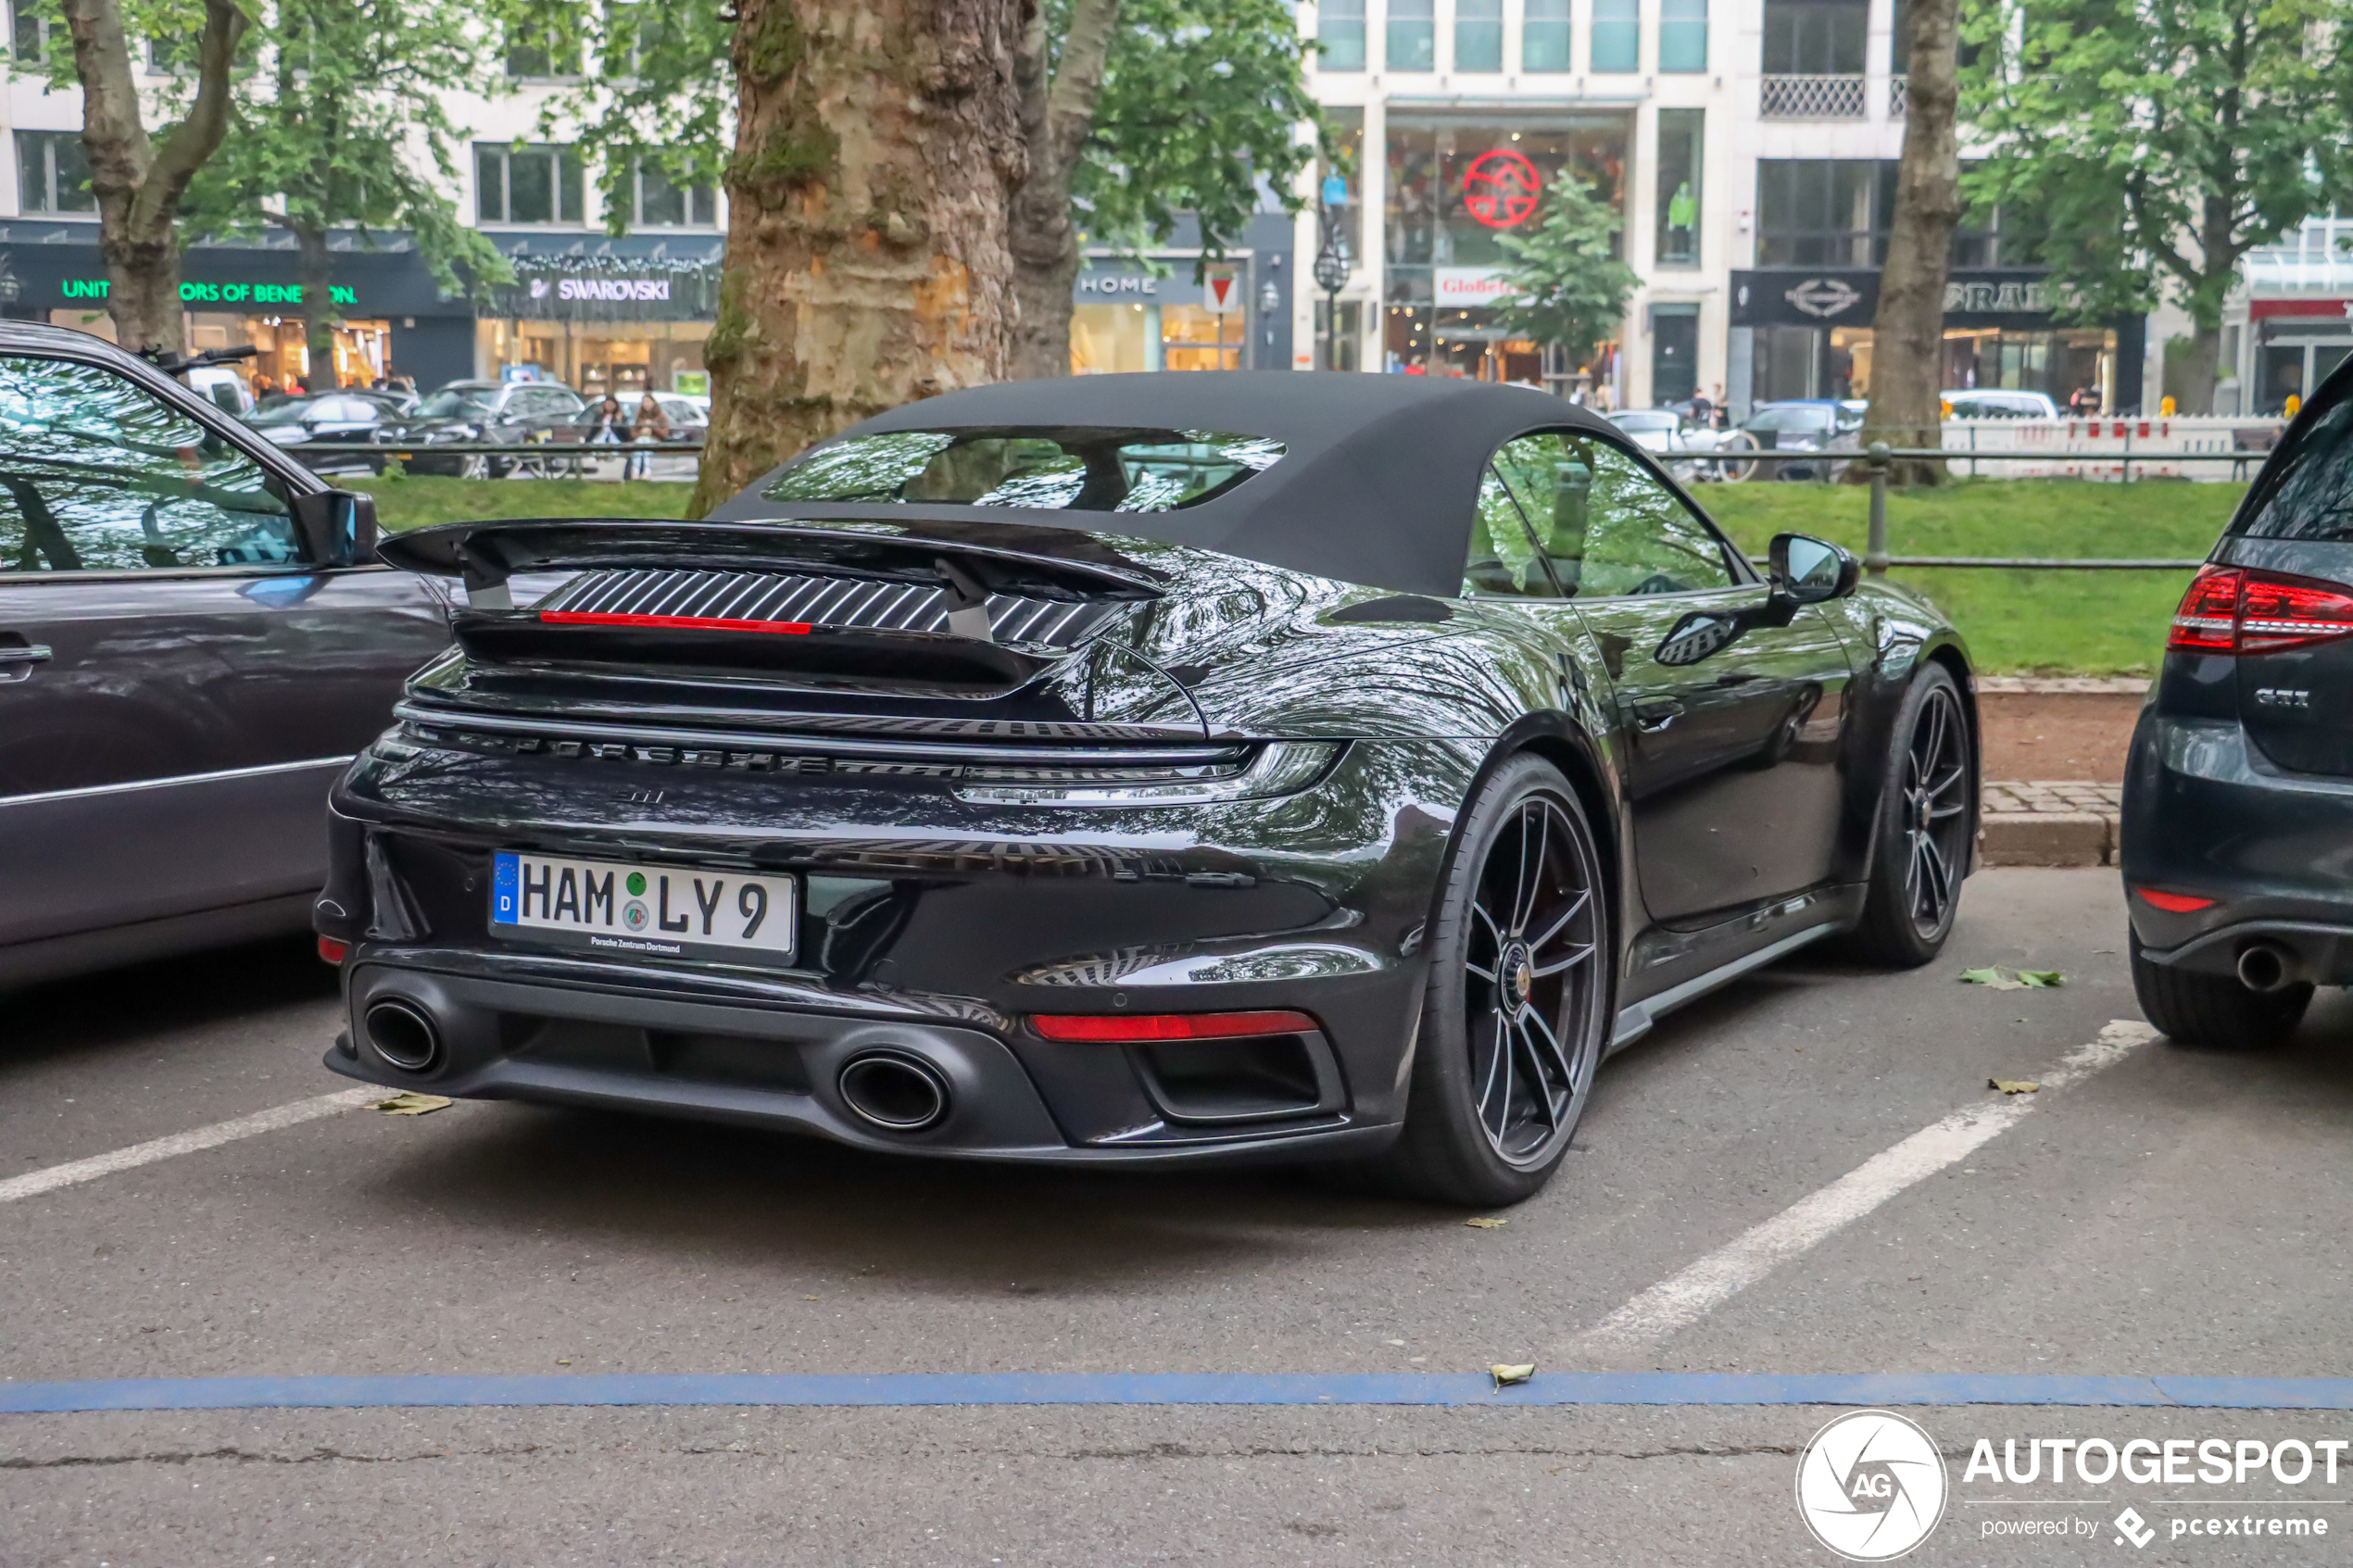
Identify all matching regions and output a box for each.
[0,347,449,960]
[1488,430,1857,926]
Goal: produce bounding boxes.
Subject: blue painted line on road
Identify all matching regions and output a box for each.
[6,1373,2353,1414]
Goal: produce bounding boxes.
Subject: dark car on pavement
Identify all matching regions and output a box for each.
[320,373,1979,1205]
[0,324,453,990]
[1730,399,1866,482]
[386,380,590,477]
[247,391,407,475]
[2124,354,2353,1047]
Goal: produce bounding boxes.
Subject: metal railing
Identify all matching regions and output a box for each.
[1761,74,1868,119]
[294,439,700,480]
[1888,74,1908,118]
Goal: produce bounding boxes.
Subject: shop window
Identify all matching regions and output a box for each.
[505,21,582,79]
[1655,109,1702,268]
[1162,305,1241,371]
[16,130,92,215]
[1590,0,1638,72]
[1388,0,1434,70]
[1455,0,1503,71]
[1315,106,1364,278]
[1762,0,1867,74]
[477,143,585,226]
[1755,158,1881,267]
[9,0,57,63]
[1319,0,1365,69]
[1651,305,1699,405]
[635,161,716,228]
[1658,0,1706,70]
[1522,0,1572,71]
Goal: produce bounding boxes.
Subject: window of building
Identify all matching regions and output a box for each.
[504,22,582,79]
[1523,0,1572,70]
[1658,0,1706,70]
[1755,158,1886,266]
[1456,0,1504,71]
[1761,0,1868,73]
[1388,0,1435,70]
[9,0,57,62]
[1590,0,1638,72]
[16,130,92,215]
[1655,109,1703,268]
[1320,0,1365,69]
[476,144,586,226]
[634,161,716,228]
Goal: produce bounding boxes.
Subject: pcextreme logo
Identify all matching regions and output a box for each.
[1796,1410,1951,1561]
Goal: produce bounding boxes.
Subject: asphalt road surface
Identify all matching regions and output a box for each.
[6,869,2350,1566]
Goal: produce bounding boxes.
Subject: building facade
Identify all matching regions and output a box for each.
[2225,212,2353,418]
[0,31,724,394]
[1294,0,2143,414]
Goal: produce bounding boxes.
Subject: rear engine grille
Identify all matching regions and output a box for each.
[542,568,1114,648]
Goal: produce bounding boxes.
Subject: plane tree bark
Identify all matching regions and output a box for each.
[1856,0,1960,485]
[690,0,1028,517]
[1007,0,1118,381]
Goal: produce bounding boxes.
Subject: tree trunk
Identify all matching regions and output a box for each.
[1007,0,1119,380]
[689,0,1028,519]
[1855,0,1960,485]
[58,0,245,355]
[294,224,338,387]
[2178,323,2222,416]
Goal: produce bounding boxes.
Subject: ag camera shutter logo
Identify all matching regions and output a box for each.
[1795,1410,1949,1561]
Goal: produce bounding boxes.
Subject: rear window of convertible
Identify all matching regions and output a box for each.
[761,427,1286,513]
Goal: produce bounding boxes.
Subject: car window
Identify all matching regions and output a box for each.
[415,386,496,419]
[2241,392,2353,542]
[763,427,1287,513]
[313,397,374,422]
[0,355,297,573]
[1461,465,1557,598]
[1492,431,1736,598]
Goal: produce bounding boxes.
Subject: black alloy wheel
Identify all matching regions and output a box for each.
[1374,755,1610,1206]
[1848,664,1973,966]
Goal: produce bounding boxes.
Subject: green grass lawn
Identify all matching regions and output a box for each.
[1698,479,2242,675]
[358,474,2240,677]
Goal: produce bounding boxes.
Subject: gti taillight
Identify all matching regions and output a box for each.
[2166,565,2353,655]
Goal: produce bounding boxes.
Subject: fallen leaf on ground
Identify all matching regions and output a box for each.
[2016,970,2066,987]
[1959,967,2026,990]
[1465,1217,1508,1229]
[1491,1363,1536,1387]
[371,1092,452,1115]
[1988,1078,2042,1095]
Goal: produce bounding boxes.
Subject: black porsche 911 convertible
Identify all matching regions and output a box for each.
[316,374,1977,1204]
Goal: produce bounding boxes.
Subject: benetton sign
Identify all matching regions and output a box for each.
[60,278,357,306]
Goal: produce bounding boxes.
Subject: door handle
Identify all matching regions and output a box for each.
[1629,698,1685,732]
[0,642,52,664]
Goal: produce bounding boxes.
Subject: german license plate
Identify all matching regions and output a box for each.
[490,852,797,965]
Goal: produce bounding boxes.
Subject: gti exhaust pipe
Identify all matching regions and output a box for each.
[363,997,443,1073]
[837,1051,952,1132]
[2235,942,2298,994]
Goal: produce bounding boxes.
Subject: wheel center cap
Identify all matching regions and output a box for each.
[1911,793,1932,833]
[1499,942,1535,1011]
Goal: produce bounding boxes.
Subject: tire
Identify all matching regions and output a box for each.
[2131,933,2309,1049]
[1371,755,1612,1207]
[1846,663,1973,967]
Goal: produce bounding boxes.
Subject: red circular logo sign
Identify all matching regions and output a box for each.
[1462,150,1542,229]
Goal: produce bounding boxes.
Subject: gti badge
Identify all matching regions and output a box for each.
[2255,686,2312,708]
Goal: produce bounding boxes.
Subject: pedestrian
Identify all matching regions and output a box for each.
[629,392,669,479]
[1686,388,1715,428]
[2069,383,2100,417]
[588,395,630,474]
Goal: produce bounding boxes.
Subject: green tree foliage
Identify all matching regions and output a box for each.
[1488,171,1637,373]
[1961,0,2353,410]
[176,0,510,376]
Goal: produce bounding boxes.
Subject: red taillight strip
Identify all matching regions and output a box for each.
[2133,887,2216,913]
[539,610,813,635]
[317,935,348,964]
[2167,565,2353,655]
[1029,1010,1320,1043]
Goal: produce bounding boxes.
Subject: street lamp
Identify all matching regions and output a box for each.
[1312,219,1350,373]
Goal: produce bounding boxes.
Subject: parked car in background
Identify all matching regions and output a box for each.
[1605,408,1739,482]
[246,392,404,475]
[1728,399,1866,482]
[2123,354,2353,1047]
[0,323,452,991]
[186,365,257,418]
[384,380,590,476]
[1944,389,2059,420]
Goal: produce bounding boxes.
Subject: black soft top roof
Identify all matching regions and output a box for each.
[707,371,1621,597]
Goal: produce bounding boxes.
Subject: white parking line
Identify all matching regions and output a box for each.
[1574,1018,2159,1359]
[0,1088,379,1206]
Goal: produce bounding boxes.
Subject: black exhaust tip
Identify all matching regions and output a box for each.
[363,997,442,1073]
[837,1051,951,1132]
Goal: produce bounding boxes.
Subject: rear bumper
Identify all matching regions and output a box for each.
[2120,709,2353,982]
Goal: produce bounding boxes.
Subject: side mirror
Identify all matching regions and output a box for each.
[290,489,379,568]
[1769,532,1858,606]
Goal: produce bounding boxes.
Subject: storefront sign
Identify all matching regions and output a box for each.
[2251,299,2353,320]
[1076,272,1159,295]
[59,277,356,306]
[1731,270,2060,327]
[496,259,718,322]
[1435,267,1523,306]
[529,277,673,303]
[1462,150,1542,230]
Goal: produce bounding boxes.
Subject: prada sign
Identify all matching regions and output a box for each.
[1731,270,2056,327]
